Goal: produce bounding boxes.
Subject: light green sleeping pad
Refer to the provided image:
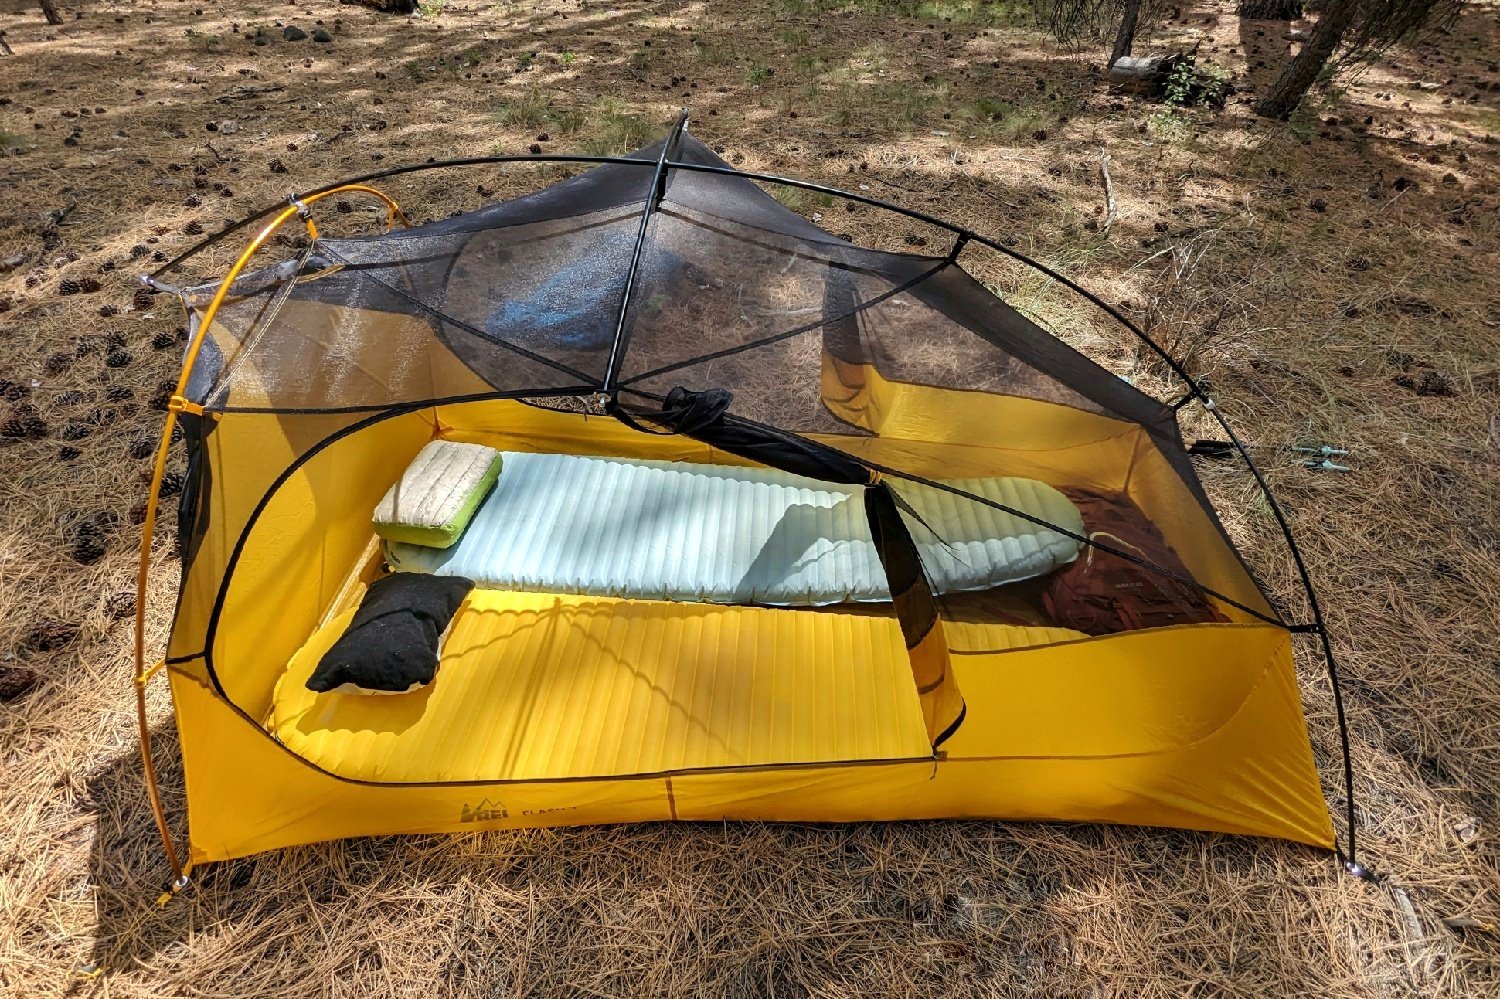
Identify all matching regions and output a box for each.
[372,441,503,549]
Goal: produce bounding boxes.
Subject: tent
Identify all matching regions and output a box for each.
[133,118,1362,890]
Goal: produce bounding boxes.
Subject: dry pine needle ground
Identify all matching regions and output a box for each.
[1,1,1497,996]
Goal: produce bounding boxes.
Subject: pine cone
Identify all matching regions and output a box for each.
[105,348,133,369]
[0,379,31,401]
[105,591,136,620]
[58,421,90,441]
[58,445,81,461]
[25,619,81,653]
[44,352,72,375]
[159,470,185,498]
[1,403,47,440]
[58,277,101,296]
[98,304,121,318]
[128,435,155,460]
[71,535,106,565]
[183,220,204,235]
[129,244,149,260]
[106,385,133,402]
[131,286,154,310]
[0,666,41,703]
[151,330,177,350]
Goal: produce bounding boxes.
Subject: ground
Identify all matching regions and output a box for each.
[1,0,1497,995]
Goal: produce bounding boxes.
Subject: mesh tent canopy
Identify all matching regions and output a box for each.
[134,120,1361,879]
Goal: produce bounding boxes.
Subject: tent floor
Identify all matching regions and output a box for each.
[270,587,1080,784]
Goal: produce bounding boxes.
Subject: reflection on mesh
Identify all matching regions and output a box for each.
[174,132,1278,624]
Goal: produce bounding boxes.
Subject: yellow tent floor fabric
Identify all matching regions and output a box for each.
[269,586,1088,784]
[171,622,1331,862]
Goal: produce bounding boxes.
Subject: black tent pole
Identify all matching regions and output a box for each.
[600,110,690,395]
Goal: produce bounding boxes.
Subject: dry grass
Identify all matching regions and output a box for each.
[1,0,1498,995]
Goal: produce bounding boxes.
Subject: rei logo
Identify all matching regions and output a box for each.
[459,798,509,823]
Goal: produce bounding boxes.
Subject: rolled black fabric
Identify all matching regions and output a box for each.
[307,573,475,694]
[609,387,871,485]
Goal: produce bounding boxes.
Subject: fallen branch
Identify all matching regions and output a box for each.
[1098,149,1118,234]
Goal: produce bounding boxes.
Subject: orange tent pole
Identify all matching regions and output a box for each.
[132,185,406,894]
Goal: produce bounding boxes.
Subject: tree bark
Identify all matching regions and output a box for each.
[1110,0,1143,68]
[40,0,63,25]
[1238,0,1303,18]
[1253,0,1358,119]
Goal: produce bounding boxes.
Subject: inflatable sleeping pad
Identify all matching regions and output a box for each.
[386,450,1084,605]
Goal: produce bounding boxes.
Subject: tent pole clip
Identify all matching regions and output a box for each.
[166,395,205,417]
[287,194,313,220]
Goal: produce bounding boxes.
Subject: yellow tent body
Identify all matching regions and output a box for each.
[139,134,1337,872]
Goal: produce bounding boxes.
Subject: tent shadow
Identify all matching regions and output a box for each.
[78,721,195,988]
[82,722,1349,992]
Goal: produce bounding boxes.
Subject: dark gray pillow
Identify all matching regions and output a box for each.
[307,573,474,694]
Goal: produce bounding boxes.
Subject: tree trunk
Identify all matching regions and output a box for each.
[40,0,62,25]
[1238,0,1304,18]
[1253,0,1357,119]
[1110,0,1143,68]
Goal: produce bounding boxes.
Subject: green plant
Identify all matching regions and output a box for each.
[419,0,446,18]
[403,47,485,82]
[515,50,536,71]
[1146,108,1191,142]
[963,95,1046,140]
[185,28,222,49]
[558,50,578,66]
[1286,107,1319,142]
[691,37,733,65]
[745,63,773,85]
[1164,58,1231,110]
[494,91,585,134]
[582,105,656,157]
[0,130,31,150]
[771,187,837,215]
[776,26,809,49]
